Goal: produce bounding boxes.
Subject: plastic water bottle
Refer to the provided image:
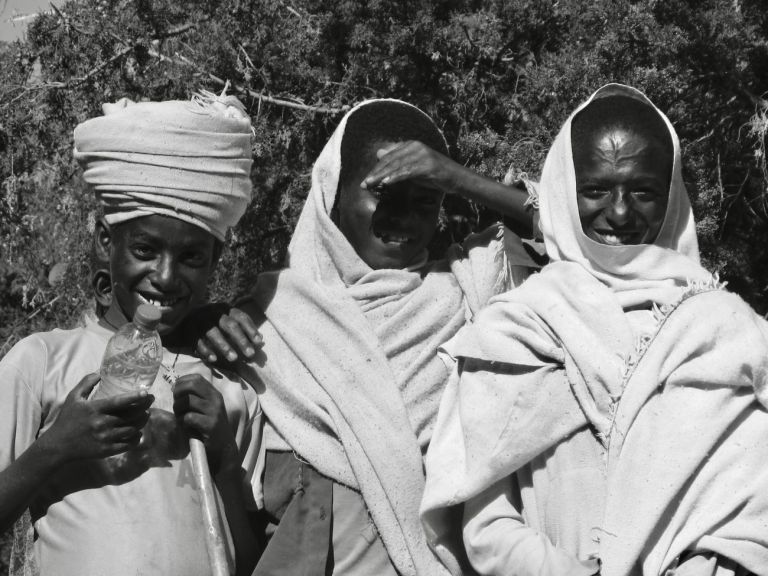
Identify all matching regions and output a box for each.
[99,304,163,396]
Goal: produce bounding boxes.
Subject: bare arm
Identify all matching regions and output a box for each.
[0,374,152,532]
[361,140,534,237]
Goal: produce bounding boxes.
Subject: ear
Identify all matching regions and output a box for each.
[94,217,113,265]
[92,268,112,311]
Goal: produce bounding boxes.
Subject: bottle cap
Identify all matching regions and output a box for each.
[133,304,162,330]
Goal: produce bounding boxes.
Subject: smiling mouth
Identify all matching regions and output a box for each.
[375,231,415,245]
[593,230,639,246]
[137,292,186,311]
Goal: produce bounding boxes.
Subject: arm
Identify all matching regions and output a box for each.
[463,477,600,576]
[173,374,261,576]
[361,140,534,238]
[0,374,153,532]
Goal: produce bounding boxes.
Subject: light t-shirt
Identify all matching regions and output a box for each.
[0,319,261,576]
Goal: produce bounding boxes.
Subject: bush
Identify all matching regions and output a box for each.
[1,0,767,564]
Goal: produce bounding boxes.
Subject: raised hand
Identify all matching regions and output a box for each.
[172,374,238,476]
[361,140,460,194]
[38,373,154,463]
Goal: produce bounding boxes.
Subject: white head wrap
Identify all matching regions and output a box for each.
[538,83,712,307]
[74,93,253,241]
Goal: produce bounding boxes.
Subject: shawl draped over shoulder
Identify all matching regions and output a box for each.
[239,99,535,576]
[420,84,768,576]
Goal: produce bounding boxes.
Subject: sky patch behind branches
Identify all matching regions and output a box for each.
[0,0,63,42]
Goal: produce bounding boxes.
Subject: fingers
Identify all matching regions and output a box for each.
[362,142,415,189]
[203,326,239,363]
[173,374,213,397]
[374,141,403,160]
[172,376,226,437]
[362,141,438,189]
[179,411,211,436]
[216,313,259,360]
[72,373,102,400]
[229,308,264,349]
[97,404,152,433]
[82,414,146,457]
[196,336,219,364]
[96,389,154,414]
[172,375,220,413]
[104,426,143,445]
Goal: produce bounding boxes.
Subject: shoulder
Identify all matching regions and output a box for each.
[1,324,107,398]
[2,325,92,371]
[675,287,760,329]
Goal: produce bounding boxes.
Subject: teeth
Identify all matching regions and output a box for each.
[600,233,630,246]
[139,294,181,308]
[382,235,410,243]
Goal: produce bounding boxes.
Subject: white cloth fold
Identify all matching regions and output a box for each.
[74,95,253,241]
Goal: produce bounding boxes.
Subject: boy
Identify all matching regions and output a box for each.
[0,94,260,576]
[421,85,768,575]
[197,99,539,575]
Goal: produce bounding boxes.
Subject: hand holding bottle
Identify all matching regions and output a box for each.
[37,373,154,463]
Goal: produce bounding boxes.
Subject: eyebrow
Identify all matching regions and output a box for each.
[127,230,210,251]
[577,173,669,186]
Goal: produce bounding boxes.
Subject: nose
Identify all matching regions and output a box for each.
[150,254,178,290]
[373,191,414,227]
[605,189,631,227]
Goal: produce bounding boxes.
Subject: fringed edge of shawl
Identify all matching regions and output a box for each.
[600,274,728,446]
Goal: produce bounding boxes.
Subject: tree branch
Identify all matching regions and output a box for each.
[147,48,349,114]
[1,20,349,115]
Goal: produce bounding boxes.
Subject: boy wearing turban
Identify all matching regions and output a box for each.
[0,93,261,576]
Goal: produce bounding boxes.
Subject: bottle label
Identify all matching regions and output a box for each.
[141,340,159,359]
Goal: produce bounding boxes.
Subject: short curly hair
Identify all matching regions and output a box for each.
[338,101,448,190]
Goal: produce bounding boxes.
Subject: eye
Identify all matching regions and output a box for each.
[180,251,210,268]
[578,187,609,200]
[631,189,660,202]
[131,244,156,259]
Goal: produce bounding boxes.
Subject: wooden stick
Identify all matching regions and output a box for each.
[189,438,230,576]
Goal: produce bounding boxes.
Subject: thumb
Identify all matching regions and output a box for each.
[73,373,101,400]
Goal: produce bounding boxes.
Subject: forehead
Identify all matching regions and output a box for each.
[114,214,216,247]
[573,126,672,178]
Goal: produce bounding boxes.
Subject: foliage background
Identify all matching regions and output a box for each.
[1,0,767,568]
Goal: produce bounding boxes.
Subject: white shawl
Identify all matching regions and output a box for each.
[421,84,768,576]
[242,99,533,576]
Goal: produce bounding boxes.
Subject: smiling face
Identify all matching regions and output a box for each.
[336,141,443,269]
[103,215,219,335]
[573,126,672,246]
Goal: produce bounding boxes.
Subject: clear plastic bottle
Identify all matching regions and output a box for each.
[99,304,163,397]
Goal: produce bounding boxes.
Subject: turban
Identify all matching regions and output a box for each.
[74,92,253,241]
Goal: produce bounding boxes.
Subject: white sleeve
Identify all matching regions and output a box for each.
[0,337,45,470]
[235,381,264,511]
[462,477,599,576]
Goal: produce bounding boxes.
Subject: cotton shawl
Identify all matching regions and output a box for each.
[421,84,768,576]
[239,99,532,576]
